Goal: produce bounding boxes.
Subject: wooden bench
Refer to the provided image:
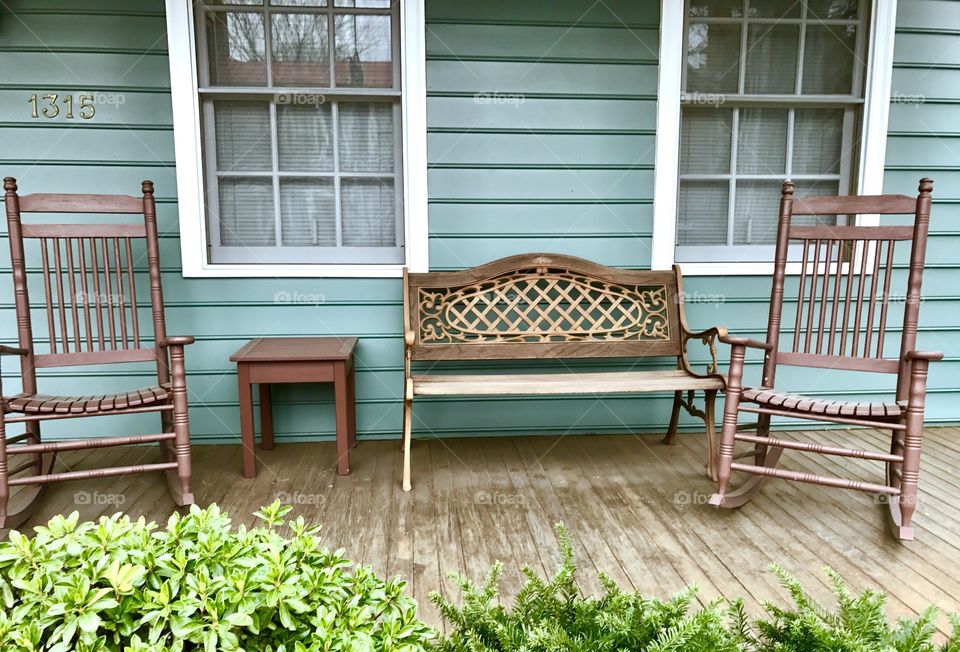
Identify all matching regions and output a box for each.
[400,253,727,491]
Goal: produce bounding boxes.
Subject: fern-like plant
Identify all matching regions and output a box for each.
[429,524,745,652]
[755,565,960,652]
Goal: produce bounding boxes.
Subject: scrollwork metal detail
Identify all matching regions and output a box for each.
[417,267,671,344]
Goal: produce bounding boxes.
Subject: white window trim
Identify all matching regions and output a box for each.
[164,0,428,278]
[651,0,897,276]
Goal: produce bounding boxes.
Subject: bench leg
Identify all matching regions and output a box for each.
[402,398,413,492]
[662,390,683,445]
[703,389,718,481]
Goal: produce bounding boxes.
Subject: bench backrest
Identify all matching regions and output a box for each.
[404,253,684,361]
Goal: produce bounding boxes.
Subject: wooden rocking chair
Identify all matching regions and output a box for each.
[1,178,194,529]
[711,178,939,541]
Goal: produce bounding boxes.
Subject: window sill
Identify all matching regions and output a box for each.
[674,261,810,276]
[181,263,407,278]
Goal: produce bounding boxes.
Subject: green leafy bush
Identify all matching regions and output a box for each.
[753,565,960,652]
[430,526,743,652]
[431,525,960,652]
[0,501,433,651]
[5,505,960,652]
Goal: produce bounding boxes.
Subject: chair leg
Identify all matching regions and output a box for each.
[166,345,194,506]
[402,398,413,492]
[662,390,683,445]
[703,390,718,481]
[754,413,771,466]
[0,419,8,526]
[710,344,745,507]
[889,358,930,541]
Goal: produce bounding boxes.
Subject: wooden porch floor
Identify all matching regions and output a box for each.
[7,427,960,631]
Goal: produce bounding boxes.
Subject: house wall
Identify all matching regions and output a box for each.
[0,0,957,447]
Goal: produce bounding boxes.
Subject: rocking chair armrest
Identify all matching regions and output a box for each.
[158,336,196,348]
[904,350,943,362]
[0,344,29,356]
[718,334,773,351]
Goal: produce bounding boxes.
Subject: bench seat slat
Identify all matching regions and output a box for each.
[412,369,723,396]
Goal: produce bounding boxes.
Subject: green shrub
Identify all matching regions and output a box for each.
[0,501,434,651]
[5,505,960,652]
[753,565,960,652]
[429,525,744,652]
[431,524,960,652]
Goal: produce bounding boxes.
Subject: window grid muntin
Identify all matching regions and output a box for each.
[195,0,403,264]
[678,0,867,257]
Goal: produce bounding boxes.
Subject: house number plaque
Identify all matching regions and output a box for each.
[28,93,96,120]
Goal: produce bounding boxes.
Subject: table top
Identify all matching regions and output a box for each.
[230,337,357,362]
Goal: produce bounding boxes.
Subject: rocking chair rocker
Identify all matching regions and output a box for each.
[710,178,939,541]
[0,178,195,528]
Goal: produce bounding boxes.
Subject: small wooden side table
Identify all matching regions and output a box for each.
[230,337,358,478]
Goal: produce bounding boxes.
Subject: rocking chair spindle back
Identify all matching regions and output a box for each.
[0,178,194,529]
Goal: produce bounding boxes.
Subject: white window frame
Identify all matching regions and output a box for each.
[651,0,897,275]
[165,0,428,278]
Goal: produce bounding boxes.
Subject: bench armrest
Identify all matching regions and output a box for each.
[0,344,29,356]
[718,334,773,351]
[680,326,727,379]
[158,336,196,347]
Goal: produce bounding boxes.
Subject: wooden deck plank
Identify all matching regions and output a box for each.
[6,428,960,633]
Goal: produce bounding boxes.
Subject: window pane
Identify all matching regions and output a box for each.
[793,180,841,228]
[737,108,787,174]
[686,23,740,93]
[793,109,844,174]
[335,0,392,7]
[214,101,272,171]
[208,0,262,4]
[748,0,800,18]
[680,107,731,174]
[335,14,393,87]
[271,0,326,5]
[733,180,782,245]
[218,178,276,246]
[341,178,395,246]
[744,24,798,94]
[277,104,334,171]
[802,25,857,95]
[339,103,394,172]
[807,0,859,20]
[271,13,330,86]
[677,181,729,246]
[280,179,336,245]
[206,11,267,85]
[688,0,742,17]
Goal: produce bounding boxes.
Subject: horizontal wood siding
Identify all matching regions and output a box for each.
[1,0,957,448]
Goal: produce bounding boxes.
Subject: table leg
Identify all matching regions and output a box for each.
[334,360,350,475]
[259,384,275,451]
[237,363,257,478]
[347,360,357,448]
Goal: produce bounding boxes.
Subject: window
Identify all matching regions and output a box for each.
[652,0,896,273]
[195,0,403,265]
[678,0,867,262]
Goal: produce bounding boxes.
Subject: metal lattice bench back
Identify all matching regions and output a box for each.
[399,253,727,491]
[405,254,683,361]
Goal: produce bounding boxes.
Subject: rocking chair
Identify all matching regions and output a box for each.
[711,178,939,541]
[1,178,194,528]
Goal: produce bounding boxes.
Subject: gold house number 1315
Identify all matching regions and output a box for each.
[28,94,96,120]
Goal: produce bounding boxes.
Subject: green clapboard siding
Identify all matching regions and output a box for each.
[1,0,958,452]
